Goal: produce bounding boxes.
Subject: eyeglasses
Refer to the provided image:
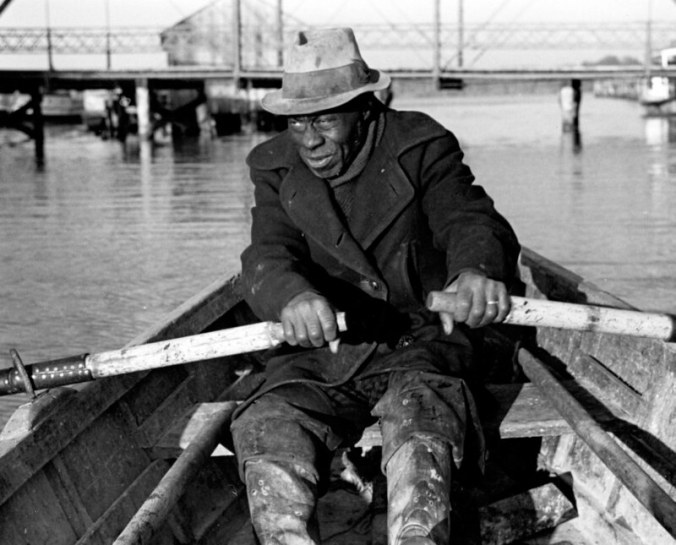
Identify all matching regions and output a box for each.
[288,114,341,133]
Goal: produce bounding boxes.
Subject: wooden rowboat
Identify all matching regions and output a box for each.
[1,246,675,545]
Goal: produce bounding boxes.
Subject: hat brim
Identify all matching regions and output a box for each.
[261,70,391,116]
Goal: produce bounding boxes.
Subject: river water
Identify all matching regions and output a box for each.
[1,92,676,422]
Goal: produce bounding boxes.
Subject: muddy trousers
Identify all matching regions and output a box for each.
[241,434,451,545]
[245,458,320,545]
[231,369,481,545]
[386,434,452,545]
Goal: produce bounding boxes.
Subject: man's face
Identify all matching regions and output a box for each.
[288,107,366,179]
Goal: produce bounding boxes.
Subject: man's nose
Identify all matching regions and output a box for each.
[301,125,323,149]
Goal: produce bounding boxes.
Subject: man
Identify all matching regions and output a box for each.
[230,28,520,545]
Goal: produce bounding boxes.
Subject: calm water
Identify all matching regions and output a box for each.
[1,93,676,421]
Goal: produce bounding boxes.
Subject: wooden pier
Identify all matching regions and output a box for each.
[0,67,283,152]
[3,64,676,157]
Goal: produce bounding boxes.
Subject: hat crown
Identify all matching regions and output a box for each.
[286,28,364,73]
[261,27,391,116]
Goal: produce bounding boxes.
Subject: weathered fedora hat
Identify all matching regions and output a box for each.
[261,27,391,116]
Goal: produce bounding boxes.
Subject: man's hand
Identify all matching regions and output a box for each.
[439,271,511,334]
[280,291,338,349]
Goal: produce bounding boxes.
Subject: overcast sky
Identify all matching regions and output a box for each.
[1,0,676,28]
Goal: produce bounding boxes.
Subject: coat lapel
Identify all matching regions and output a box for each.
[280,163,379,279]
[279,144,414,278]
[349,143,415,249]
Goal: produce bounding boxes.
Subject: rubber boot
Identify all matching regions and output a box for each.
[386,434,452,545]
[245,458,321,545]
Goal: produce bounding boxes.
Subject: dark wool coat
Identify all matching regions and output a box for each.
[240,107,520,393]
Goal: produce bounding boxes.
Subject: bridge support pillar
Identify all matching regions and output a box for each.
[30,87,45,162]
[135,78,151,140]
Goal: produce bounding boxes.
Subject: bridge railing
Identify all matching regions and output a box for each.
[1,22,675,71]
[0,27,162,54]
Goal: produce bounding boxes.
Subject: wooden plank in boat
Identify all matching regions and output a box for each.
[151,402,236,458]
[150,381,622,459]
[0,468,80,544]
[359,382,621,450]
[134,376,196,448]
[119,366,190,430]
[571,353,643,417]
[58,403,158,523]
[44,456,94,536]
[74,459,170,545]
[481,382,601,439]
[478,481,577,544]
[578,331,668,398]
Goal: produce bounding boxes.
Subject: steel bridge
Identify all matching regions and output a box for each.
[2,19,675,160]
[1,22,674,71]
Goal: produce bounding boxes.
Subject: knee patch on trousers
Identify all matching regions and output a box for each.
[373,371,484,472]
[231,393,334,484]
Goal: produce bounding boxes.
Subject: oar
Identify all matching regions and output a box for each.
[0,313,348,397]
[426,292,676,342]
[517,348,676,537]
[5,293,673,398]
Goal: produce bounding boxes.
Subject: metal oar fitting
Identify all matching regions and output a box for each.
[9,349,36,399]
[0,351,92,397]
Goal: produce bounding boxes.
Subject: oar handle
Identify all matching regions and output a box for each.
[426,292,676,342]
[87,311,348,378]
[0,312,348,397]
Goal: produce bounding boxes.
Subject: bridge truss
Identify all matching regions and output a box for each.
[0,22,674,70]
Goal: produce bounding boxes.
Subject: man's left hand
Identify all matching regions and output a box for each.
[439,271,511,334]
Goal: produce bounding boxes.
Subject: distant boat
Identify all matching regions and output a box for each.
[41,90,84,121]
[0,90,84,122]
[639,47,676,116]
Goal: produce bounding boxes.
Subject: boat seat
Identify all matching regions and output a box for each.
[148,381,616,459]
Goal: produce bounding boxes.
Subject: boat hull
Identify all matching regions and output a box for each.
[0,249,674,545]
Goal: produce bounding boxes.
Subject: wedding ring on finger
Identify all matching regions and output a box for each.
[487,300,499,305]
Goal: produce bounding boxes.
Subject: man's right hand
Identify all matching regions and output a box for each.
[280,291,338,348]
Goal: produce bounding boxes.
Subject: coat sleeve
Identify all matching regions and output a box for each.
[240,165,321,321]
[411,128,520,287]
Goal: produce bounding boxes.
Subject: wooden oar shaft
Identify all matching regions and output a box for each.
[426,292,676,341]
[0,313,347,396]
[114,401,239,545]
[87,319,289,378]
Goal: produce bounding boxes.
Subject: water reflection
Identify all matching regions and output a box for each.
[644,116,676,146]
[0,129,258,370]
[571,128,582,154]
[560,127,583,155]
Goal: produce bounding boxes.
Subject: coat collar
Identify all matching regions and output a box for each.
[247,109,447,277]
